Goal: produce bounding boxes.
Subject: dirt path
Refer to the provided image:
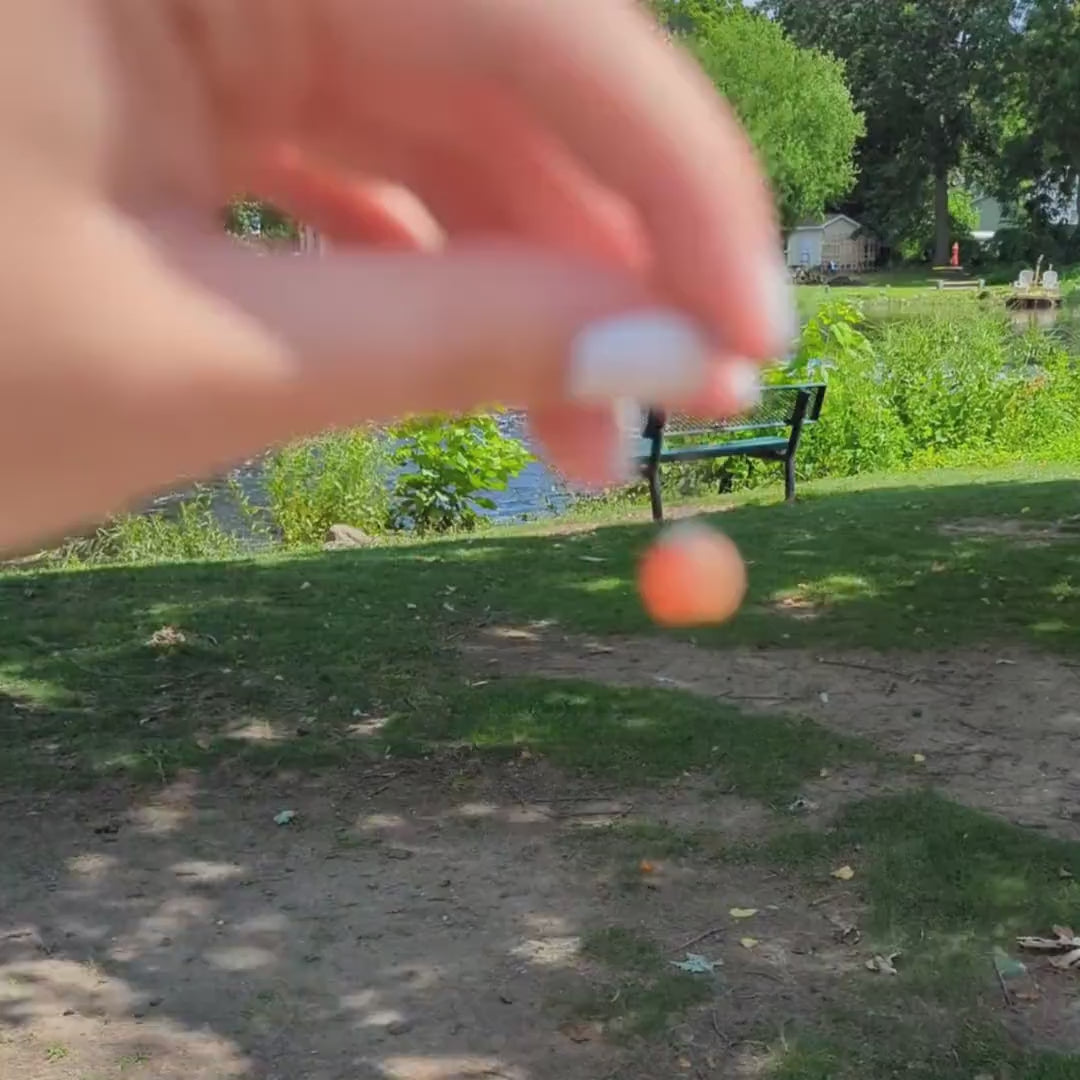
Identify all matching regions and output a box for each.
[464,625,1080,838]
[0,766,861,1080]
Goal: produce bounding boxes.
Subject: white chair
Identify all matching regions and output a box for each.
[1015,269,1035,288]
[1042,269,1060,290]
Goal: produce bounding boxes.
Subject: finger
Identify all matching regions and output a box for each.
[166,1,792,356]
[257,153,443,251]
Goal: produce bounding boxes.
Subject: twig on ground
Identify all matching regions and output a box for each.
[675,925,725,951]
[994,956,1014,1008]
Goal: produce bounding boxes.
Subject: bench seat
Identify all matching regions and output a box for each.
[635,382,827,521]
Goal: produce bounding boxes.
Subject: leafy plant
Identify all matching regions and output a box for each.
[62,489,242,565]
[265,428,389,547]
[388,414,532,534]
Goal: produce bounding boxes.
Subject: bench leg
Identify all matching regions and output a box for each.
[784,455,796,503]
[647,465,664,522]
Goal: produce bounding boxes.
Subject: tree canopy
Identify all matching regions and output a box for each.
[650,0,864,227]
[768,0,1020,263]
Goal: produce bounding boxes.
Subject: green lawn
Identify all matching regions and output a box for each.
[5,461,1080,1077]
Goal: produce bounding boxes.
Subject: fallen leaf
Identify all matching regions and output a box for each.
[1017,925,1080,971]
[273,810,297,826]
[146,625,187,648]
[559,1021,602,1043]
[819,768,830,779]
[729,908,758,920]
[739,937,759,950]
[639,860,655,874]
[1051,949,1080,970]
[912,753,926,763]
[865,951,900,975]
[831,865,855,881]
[670,953,721,974]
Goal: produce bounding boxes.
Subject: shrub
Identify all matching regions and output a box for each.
[265,427,390,547]
[660,299,1080,498]
[63,489,242,565]
[388,414,533,534]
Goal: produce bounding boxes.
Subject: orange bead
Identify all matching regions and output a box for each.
[637,522,747,627]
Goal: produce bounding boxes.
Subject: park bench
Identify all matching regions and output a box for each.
[636,382,827,522]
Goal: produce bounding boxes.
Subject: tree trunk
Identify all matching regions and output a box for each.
[933,164,950,266]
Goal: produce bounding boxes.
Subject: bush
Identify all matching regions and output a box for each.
[388,414,532,534]
[265,428,390,546]
[63,489,242,565]
[793,302,1080,479]
[660,300,1080,498]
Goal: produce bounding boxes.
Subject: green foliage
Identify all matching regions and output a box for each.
[896,188,981,263]
[64,490,242,565]
[649,0,863,225]
[387,415,532,534]
[667,299,1080,499]
[772,0,1020,262]
[790,300,1080,479]
[223,197,297,240]
[265,428,390,547]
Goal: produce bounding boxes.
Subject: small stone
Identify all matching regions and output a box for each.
[149,997,164,1008]
[387,1020,413,1036]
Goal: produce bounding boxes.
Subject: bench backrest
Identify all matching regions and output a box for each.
[650,383,827,440]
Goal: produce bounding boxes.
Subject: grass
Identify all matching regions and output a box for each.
[569,927,714,1038]
[2,462,1079,788]
[5,461,1080,1074]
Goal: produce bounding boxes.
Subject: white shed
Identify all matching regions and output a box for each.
[785,214,878,271]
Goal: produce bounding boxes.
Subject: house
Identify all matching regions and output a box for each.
[785,214,879,271]
[972,194,1012,243]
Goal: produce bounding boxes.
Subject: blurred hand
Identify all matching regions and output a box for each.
[0,0,792,550]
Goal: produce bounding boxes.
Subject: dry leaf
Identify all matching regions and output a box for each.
[865,951,900,975]
[831,865,855,881]
[1017,925,1080,971]
[559,1021,601,1043]
[739,937,759,950]
[729,907,758,920]
[639,860,655,874]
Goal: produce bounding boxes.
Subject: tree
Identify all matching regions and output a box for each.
[998,0,1080,227]
[769,0,1021,264]
[650,1,863,227]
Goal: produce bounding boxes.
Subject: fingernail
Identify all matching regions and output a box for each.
[763,257,798,352]
[725,360,762,411]
[611,398,644,484]
[568,310,712,404]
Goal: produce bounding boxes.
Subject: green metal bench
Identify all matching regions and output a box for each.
[636,382,827,522]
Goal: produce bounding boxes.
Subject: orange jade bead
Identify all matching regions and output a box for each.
[637,521,747,627]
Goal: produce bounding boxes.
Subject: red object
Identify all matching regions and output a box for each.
[950,242,960,267]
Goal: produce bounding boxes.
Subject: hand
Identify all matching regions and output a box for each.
[0,0,792,550]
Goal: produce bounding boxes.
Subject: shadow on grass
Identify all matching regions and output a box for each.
[0,471,1078,788]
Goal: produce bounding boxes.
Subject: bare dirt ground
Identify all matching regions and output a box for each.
[0,764,858,1080]
[465,625,1080,838]
[8,628,1080,1078]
